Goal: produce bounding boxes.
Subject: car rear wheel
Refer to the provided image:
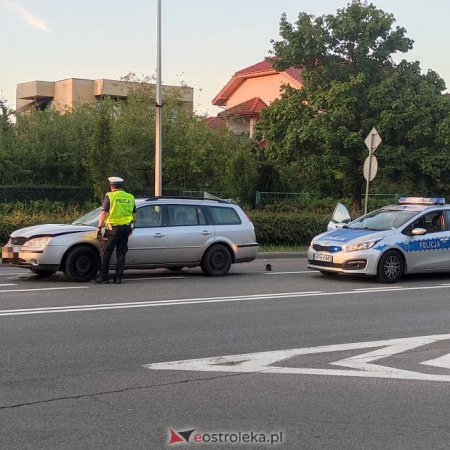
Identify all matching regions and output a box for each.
[30,268,56,278]
[63,246,99,282]
[201,244,232,276]
[377,250,403,283]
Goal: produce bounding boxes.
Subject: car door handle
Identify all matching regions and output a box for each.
[153,233,165,238]
[201,230,213,235]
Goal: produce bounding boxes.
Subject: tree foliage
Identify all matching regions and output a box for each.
[1,79,257,204]
[256,0,450,212]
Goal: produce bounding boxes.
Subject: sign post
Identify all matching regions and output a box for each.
[363,128,382,215]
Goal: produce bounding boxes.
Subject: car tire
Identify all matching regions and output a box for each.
[30,268,56,278]
[376,250,403,283]
[201,244,232,276]
[63,246,99,282]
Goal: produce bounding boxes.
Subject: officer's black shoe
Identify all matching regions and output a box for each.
[113,276,122,284]
[95,278,110,284]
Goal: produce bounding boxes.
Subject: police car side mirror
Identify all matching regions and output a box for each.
[411,227,427,236]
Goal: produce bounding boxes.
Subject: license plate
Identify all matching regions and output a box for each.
[314,253,333,263]
[1,246,20,263]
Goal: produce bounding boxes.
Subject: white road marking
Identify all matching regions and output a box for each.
[124,276,187,281]
[264,271,312,275]
[1,284,450,317]
[0,286,88,294]
[0,291,324,316]
[145,334,450,382]
[0,273,28,276]
[421,353,450,369]
[353,286,404,291]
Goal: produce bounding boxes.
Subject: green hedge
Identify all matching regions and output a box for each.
[0,202,330,247]
[251,213,329,246]
[0,186,94,203]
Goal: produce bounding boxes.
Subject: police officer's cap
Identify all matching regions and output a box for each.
[108,176,124,185]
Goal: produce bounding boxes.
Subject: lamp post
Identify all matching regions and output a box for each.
[154,0,162,196]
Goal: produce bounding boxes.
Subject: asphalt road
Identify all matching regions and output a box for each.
[2,258,450,449]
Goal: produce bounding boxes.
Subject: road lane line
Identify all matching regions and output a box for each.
[353,286,404,291]
[124,276,187,281]
[0,273,28,276]
[0,286,88,294]
[1,284,450,317]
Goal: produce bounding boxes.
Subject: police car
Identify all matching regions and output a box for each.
[308,197,450,283]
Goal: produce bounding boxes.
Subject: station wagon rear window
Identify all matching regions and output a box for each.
[207,206,241,225]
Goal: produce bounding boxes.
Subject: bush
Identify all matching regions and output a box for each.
[0,202,94,245]
[250,212,329,246]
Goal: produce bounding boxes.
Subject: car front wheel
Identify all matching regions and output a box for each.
[63,246,99,282]
[377,250,403,283]
[201,244,232,276]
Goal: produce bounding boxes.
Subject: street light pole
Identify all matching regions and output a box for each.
[154,0,162,196]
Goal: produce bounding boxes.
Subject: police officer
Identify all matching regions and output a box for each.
[96,176,136,284]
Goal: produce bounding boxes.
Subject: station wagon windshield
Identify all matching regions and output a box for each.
[347,209,418,231]
[72,207,101,226]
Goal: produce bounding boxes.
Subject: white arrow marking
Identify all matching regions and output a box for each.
[421,353,450,369]
[145,334,450,382]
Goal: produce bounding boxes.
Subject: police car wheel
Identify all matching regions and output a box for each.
[201,244,232,276]
[377,250,403,283]
[64,246,99,282]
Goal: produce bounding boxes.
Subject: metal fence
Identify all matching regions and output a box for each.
[255,191,402,209]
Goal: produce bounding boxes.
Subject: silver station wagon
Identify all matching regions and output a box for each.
[308,197,450,283]
[1,197,259,281]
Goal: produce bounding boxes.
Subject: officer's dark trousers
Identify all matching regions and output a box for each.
[100,225,132,281]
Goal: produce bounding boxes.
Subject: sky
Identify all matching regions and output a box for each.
[2,0,450,116]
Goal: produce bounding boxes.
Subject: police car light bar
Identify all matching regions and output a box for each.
[398,197,446,205]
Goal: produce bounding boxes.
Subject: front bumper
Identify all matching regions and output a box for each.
[307,247,380,275]
[1,244,64,271]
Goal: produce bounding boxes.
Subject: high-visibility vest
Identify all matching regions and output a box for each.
[105,190,135,226]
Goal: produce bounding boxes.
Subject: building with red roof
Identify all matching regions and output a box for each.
[209,59,302,138]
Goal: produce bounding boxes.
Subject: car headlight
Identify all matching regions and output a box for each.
[23,236,52,248]
[345,238,382,252]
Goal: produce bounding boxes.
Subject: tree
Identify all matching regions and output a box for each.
[85,102,115,199]
[0,98,15,182]
[256,1,450,212]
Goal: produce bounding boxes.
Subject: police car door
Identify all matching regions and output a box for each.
[403,211,450,272]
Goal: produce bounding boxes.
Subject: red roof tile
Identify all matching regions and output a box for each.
[218,97,268,118]
[204,116,226,129]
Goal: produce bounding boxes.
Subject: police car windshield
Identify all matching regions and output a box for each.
[347,209,418,231]
[72,207,101,226]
